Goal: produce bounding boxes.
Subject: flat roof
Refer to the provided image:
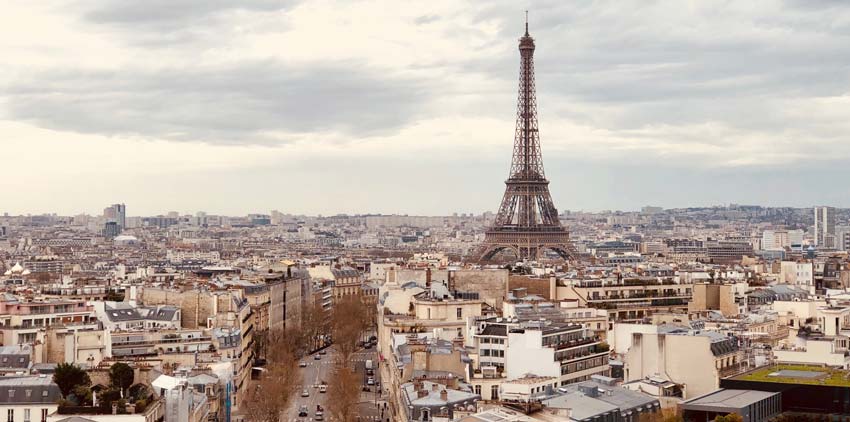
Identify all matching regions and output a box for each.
[684,389,779,409]
[734,365,850,387]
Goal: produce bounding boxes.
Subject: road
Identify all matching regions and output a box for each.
[285,345,386,422]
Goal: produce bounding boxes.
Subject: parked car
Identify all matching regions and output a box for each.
[319,349,327,355]
[367,377,375,386]
[314,354,322,360]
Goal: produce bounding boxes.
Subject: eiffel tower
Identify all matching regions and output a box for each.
[476,17,575,262]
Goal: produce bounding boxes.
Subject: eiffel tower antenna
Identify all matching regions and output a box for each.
[475,16,575,262]
[525,10,529,36]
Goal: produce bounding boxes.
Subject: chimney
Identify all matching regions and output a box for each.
[418,389,429,399]
[432,383,439,392]
[426,268,432,288]
[440,389,448,402]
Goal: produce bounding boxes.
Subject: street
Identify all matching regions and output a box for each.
[284,345,387,422]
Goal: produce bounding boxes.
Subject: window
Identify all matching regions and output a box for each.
[24,409,30,422]
[7,409,13,422]
[456,308,463,319]
[8,389,14,398]
[41,409,48,422]
[474,385,481,395]
[490,385,499,400]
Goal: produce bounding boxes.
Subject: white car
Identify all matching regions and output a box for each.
[301,389,309,397]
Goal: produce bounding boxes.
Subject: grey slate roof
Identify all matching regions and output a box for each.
[0,376,62,404]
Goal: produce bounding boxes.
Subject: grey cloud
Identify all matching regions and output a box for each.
[443,0,850,145]
[414,15,440,25]
[82,0,292,25]
[3,61,426,144]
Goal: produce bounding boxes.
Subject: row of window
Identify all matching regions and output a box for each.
[480,349,504,357]
[6,389,49,398]
[479,338,505,344]
[7,408,48,422]
[560,356,606,375]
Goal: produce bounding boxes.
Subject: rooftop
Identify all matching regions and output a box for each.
[733,364,850,387]
[683,389,779,408]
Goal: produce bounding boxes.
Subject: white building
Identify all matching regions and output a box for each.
[0,376,61,422]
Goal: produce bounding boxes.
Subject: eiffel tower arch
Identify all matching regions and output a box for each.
[476,18,576,262]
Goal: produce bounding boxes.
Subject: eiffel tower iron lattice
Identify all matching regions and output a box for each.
[476,19,575,262]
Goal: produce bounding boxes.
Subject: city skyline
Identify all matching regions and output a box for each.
[3,1,850,216]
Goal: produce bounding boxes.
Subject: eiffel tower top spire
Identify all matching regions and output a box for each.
[510,12,544,183]
[525,10,529,36]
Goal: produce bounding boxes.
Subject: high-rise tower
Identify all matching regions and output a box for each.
[476,19,574,261]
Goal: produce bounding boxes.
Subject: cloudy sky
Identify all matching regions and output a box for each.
[2,1,850,216]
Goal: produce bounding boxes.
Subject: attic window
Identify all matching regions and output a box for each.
[8,390,13,398]
[42,390,48,397]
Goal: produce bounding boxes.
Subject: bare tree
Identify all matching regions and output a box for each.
[301,300,330,352]
[331,296,370,363]
[243,364,300,422]
[326,365,360,422]
[243,327,303,422]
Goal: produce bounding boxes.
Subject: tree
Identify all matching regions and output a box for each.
[714,414,744,422]
[243,327,302,422]
[109,362,134,394]
[327,365,360,422]
[331,296,373,364]
[301,300,330,352]
[53,363,91,398]
[243,364,300,422]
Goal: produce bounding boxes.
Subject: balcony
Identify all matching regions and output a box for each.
[551,337,600,351]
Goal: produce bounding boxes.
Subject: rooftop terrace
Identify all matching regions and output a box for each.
[733,364,850,387]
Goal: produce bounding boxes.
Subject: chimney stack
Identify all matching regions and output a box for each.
[440,389,448,401]
[426,267,432,288]
[432,383,439,392]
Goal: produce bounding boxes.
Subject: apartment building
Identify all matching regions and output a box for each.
[554,277,693,322]
[504,320,610,387]
[624,328,743,399]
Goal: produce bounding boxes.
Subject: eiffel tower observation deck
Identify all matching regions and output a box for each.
[476,17,575,262]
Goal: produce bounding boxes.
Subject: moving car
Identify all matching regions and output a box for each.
[319,349,327,355]
[299,361,307,367]
[367,377,375,386]
[298,406,309,417]
[314,354,322,360]
[301,389,309,397]
[319,384,327,393]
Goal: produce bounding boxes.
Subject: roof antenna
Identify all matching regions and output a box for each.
[525,10,529,36]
